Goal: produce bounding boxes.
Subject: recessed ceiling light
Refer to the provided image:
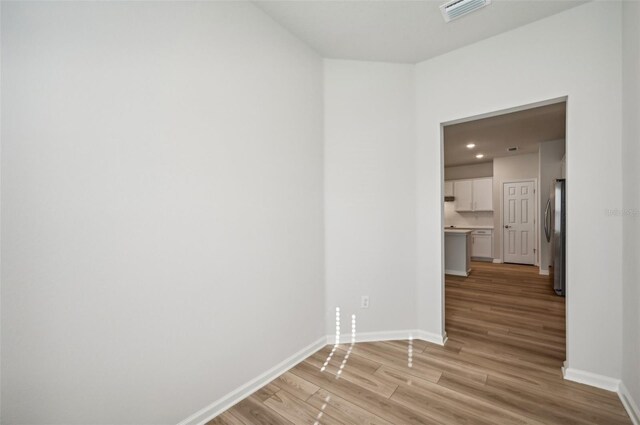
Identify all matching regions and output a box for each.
[476,154,484,159]
[466,143,476,149]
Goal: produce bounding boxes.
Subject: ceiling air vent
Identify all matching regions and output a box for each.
[507,146,519,152]
[440,0,491,22]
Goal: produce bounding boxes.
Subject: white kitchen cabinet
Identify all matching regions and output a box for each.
[453,178,493,212]
[471,229,493,259]
[472,178,493,211]
[453,180,473,211]
[444,181,454,197]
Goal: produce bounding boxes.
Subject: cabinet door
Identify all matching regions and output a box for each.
[454,180,473,211]
[472,234,492,258]
[444,181,454,197]
[472,178,493,211]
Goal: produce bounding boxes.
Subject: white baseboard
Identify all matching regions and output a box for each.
[330,329,446,346]
[470,257,493,262]
[445,269,468,277]
[182,333,637,425]
[555,364,639,425]
[179,330,448,424]
[493,258,503,263]
[619,381,640,425]
[563,367,620,392]
[414,329,447,346]
[177,336,327,425]
[539,269,549,275]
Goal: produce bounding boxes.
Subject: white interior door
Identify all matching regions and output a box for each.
[503,181,535,265]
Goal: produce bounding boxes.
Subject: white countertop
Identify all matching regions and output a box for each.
[444,229,472,234]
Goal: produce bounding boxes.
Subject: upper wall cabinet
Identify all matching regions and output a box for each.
[472,178,493,211]
[444,181,454,197]
[452,178,493,212]
[453,180,473,211]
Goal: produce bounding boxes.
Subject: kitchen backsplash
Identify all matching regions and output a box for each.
[444,202,494,227]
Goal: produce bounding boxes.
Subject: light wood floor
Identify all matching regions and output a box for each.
[209,262,632,425]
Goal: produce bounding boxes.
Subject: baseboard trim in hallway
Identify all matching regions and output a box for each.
[332,329,446,346]
[178,330,447,425]
[177,336,327,425]
[561,359,640,425]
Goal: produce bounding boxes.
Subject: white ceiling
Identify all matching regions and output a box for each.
[254,0,586,63]
[444,101,566,167]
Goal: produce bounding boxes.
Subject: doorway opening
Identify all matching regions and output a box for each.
[441,98,567,370]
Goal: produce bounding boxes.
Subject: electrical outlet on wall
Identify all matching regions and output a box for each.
[361,296,370,309]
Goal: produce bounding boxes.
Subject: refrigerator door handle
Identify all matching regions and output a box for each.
[544,198,552,242]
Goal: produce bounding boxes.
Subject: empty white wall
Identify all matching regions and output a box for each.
[416,1,623,379]
[444,162,493,180]
[538,140,566,273]
[324,59,417,338]
[1,2,324,424]
[492,153,539,262]
[622,0,640,415]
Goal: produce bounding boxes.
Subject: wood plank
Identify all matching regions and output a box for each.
[272,371,320,401]
[264,390,343,425]
[374,364,442,386]
[486,375,631,423]
[252,382,281,402]
[339,341,488,384]
[312,345,382,375]
[291,361,441,425]
[305,350,398,398]
[384,339,431,354]
[306,389,393,425]
[438,372,628,425]
[230,396,293,425]
[391,381,544,425]
[205,411,245,425]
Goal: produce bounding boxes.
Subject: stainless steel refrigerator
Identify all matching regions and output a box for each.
[544,179,566,296]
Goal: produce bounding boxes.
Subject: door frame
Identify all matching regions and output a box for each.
[439,95,567,368]
[500,178,538,266]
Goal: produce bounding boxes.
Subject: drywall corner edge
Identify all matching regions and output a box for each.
[177,336,328,425]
